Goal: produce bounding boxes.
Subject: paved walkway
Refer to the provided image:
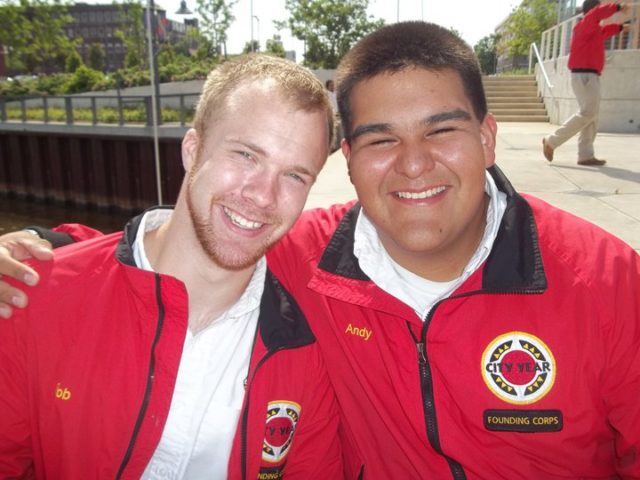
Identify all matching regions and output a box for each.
[306,122,640,253]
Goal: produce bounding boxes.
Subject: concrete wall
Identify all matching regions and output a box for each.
[536,50,640,133]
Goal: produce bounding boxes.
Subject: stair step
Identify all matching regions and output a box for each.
[483,75,535,81]
[486,93,541,99]
[485,87,539,94]
[483,80,537,87]
[491,108,548,115]
[494,114,550,122]
[489,102,544,109]
[482,75,547,122]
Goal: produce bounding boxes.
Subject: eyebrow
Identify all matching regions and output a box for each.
[350,108,472,141]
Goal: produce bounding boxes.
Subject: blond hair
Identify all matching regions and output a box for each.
[193,54,334,148]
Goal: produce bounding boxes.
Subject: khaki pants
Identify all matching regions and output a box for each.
[546,72,600,161]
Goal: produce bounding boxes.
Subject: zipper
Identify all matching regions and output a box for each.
[409,294,471,480]
[116,274,166,479]
[410,287,543,478]
[240,347,283,480]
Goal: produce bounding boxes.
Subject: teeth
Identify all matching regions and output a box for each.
[223,207,263,230]
[396,186,446,199]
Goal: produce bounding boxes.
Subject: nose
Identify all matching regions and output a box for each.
[394,141,436,179]
[241,171,279,209]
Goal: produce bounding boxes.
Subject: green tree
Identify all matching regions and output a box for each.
[65,49,83,73]
[283,0,384,69]
[196,0,237,58]
[0,0,76,74]
[474,33,501,74]
[87,42,105,71]
[501,0,557,56]
[242,39,260,53]
[115,0,145,69]
[265,34,286,58]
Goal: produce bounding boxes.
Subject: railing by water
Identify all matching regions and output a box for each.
[0,92,200,127]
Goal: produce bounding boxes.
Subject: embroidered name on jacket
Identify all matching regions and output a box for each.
[481,331,556,405]
[345,323,372,341]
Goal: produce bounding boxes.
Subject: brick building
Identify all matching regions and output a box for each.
[66,2,197,72]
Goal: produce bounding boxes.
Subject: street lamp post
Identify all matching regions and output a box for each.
[253,15,260,51]
[146,0,163,204]
[250,0,254,52]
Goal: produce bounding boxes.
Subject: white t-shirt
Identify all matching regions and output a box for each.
[354,171,507,320]
[131,209,265,479]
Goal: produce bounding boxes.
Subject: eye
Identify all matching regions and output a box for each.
[370,138,393,146]
[432,127,455,135]
[237,151,253,160]
[286,172,307,185]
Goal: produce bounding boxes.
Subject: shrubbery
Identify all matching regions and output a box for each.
[0,55,220,99]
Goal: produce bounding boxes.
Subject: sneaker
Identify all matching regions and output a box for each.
[577,158,606,166]
[542,138,554,162]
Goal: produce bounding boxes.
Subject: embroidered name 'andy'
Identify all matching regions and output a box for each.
[345,323,372,341]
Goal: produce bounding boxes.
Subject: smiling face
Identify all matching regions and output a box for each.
[342,67,497,281]
[183,79,329,271]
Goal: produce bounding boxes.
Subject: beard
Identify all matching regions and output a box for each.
[186,171,279,272]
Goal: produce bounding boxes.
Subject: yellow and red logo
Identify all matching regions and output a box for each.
[262,400,301,464]
[481,332,556,405]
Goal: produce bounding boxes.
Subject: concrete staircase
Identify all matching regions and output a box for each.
[483,75,549,122]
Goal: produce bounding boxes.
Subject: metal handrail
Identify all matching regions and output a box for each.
[0,93,200,127]
[529,42,554,89]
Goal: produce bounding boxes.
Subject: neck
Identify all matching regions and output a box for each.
[144,204,256,333]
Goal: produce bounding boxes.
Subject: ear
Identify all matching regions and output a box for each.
[340,139,355,184]
[182,128,200,173]
[479,113,498,168]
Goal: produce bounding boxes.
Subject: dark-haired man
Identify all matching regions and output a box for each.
[1,22,639,479]
[543,0,629,165]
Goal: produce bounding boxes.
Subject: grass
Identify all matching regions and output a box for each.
[4,105,195,125]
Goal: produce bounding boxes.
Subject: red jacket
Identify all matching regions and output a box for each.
[267,166,640,479]
[0,210,343,479]
[568,3,623,74]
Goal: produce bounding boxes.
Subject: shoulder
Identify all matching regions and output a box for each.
[271,201,357,257]
[524,194,639,284]
[10,232,124,312]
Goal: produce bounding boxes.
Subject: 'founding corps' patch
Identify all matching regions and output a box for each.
[481,331,556,405]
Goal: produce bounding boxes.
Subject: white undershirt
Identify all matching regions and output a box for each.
[354,171,507,320]
[131,209,265,480]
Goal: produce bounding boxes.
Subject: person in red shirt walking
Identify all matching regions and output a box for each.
[542,0,629,166]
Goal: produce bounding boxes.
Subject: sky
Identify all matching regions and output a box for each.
[92,0,521,60]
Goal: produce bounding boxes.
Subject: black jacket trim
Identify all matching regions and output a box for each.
[317,204,369,281]
[259,271,316,351]
[27,226,75,249]
[317,165,547,294]
[115,207,316,351]
[115,207,173,267]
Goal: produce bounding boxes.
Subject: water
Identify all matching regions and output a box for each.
[0,195,136,235]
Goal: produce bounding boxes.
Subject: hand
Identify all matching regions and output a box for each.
[622,22,631,33]
[0,231,53,319]
[619,3,630,15]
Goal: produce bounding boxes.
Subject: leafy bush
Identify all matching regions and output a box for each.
[65,51,84,73]
[62,66,105,94]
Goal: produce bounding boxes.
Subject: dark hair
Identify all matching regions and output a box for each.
[336,21,487,142]
[582,0,600,15]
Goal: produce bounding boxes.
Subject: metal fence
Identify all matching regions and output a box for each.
[0,93,200,127]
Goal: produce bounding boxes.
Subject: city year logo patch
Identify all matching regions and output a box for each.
[262,400,301,464]
[481,331,556,405]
